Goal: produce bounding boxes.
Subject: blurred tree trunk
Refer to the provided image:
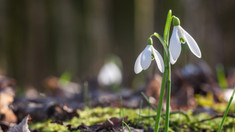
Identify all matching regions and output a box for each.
[5,0,28,86]
[0,0,7,75]
[134,0,154,53]
[54,0,78,76]
[184,1,223,68]
[0,0,235,89]
[25,0,48,88]
[110,0,135,86]
[85,0,112,76]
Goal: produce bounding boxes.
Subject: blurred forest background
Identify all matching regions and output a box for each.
[0,0,234,89]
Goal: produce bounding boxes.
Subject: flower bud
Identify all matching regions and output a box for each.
[173,16,180,26]
[147,37,153,45]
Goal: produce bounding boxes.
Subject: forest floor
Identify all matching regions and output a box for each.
[1,63,235,132]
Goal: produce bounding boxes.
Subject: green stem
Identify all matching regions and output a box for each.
[120,96,124,132]
[141,92,157,111]
[152,33,168,54]
[164,10,172,44]
[154,10,172,132]
[137,99,143,124]
[216,64,228,89]
[122,121,131,132]
[83,82,88,108]
[218,87,235,132]
[163,10,173,132]
[165,61,171,132]
[154,52,168,132]
[137,111,191,122]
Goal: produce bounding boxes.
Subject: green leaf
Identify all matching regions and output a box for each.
[216,64,228,89]
[218,87,235,132]
[164,10,172,44]
[122,121,131,132]
[59,71,72,86]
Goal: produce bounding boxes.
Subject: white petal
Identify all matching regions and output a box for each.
[169,26,182,64]
[180,27,201,58]
[134,51,143,74]
[151,46,164,73]
[141,45,152,70]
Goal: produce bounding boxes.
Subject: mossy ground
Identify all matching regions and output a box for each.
[30,102,235,132]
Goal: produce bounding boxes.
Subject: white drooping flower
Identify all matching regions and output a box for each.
[98,61,122,86]
[169,17,201,64]
[134,45,164,74]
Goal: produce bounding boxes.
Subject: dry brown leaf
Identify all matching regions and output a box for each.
[0,91,17,123]
[145,74,162,101]
[97,116,128,131]
[8,115,30,132]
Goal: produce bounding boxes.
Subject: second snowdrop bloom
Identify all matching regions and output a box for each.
[134,38,164,74]
[169,17,201,64]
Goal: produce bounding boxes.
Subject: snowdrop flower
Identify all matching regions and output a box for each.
[134,38,164,74]
[98,61,122,86]
[169,17,201,64]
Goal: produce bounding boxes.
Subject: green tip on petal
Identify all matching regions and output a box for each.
[180,38,186,44]
[173,16,180,26]
[151,54,154,60]
[147,37,153,45]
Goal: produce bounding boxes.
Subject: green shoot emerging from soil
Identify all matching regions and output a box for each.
[216,64,228,89]
[218,87,235,132]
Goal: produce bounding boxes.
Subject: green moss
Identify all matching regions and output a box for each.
[195,93,235,113]
[30,120,69,132]
[195,93,214,107]
[30,107,156,131]
[69,107,156,127]
[29,107,235,132]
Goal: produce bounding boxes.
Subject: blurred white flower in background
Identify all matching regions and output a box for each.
[98,55,122,86]
[223,89,235,103]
